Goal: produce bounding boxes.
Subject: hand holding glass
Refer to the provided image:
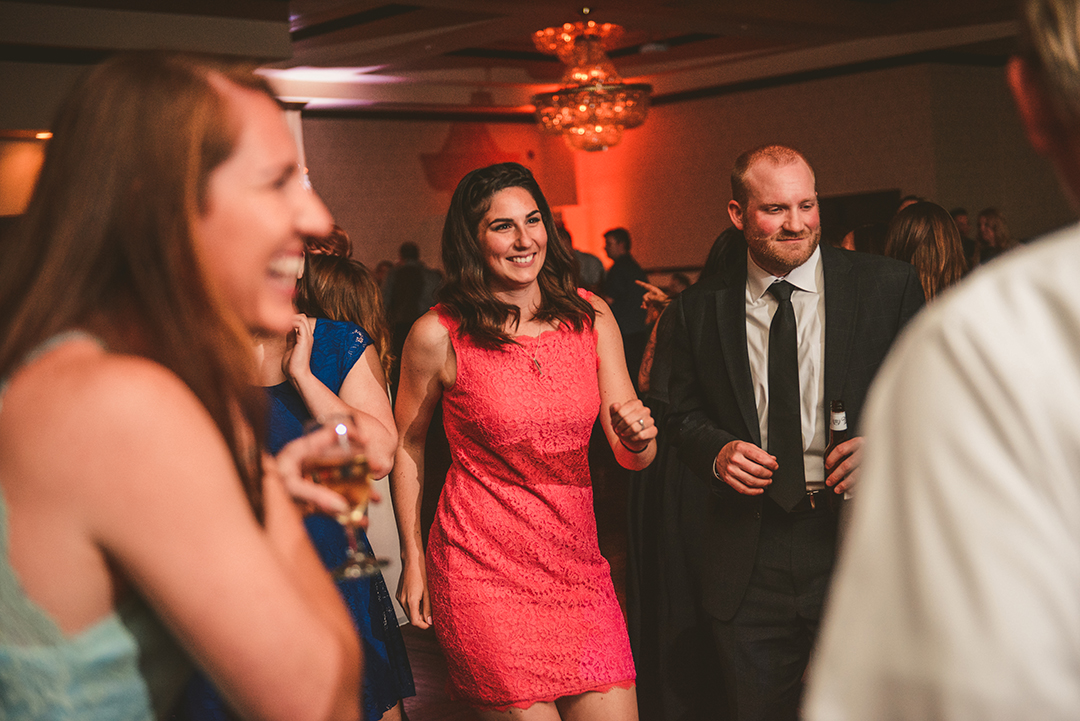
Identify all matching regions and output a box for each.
[302,415,386,579]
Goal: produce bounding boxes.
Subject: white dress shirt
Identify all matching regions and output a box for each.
[745,246,827,489]
[805,224,1080,720]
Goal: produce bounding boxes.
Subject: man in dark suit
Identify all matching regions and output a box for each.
[602,227,649,385]
[667,145,924,721]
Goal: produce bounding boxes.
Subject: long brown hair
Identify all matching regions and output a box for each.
[0,52,272,519]
[438,162,594,348]
[885,201,967,301]
[296,254,395,380]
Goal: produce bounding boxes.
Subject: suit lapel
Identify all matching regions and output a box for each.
[714,252,761,447]
[822,244,855,416]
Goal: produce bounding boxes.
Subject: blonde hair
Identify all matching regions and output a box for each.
[1021,0,1080,125]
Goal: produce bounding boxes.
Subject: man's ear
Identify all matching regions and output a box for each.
[1008,55,1059,157]
[728,199,745,230]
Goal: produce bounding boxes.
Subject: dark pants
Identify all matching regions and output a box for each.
[708,499,837,721]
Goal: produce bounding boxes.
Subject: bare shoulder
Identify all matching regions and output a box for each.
[404,309,453,365]
[62,350,206,428]
[1,341,225,501]
[5,339,199,422]
[406,309,450,348]
[402,309,456,386]
[586,292,619,334]
[586,291,612,313]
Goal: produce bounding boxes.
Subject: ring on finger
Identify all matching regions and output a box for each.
[638,419,645,429]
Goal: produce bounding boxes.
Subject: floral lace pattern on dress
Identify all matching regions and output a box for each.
[427,298,635,710]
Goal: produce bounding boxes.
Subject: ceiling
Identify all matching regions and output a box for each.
[0,0,1020,127]
[266,0,1020,118]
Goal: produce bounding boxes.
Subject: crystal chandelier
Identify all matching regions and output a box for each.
[531,20,652,152]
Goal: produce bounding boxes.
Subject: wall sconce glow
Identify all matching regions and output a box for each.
[35,132,52,140]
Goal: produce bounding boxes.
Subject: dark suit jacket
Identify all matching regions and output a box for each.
[667,239,925,621]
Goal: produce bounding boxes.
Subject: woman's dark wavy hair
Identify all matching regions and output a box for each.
[437,162,594,347]
[0,52,270,520]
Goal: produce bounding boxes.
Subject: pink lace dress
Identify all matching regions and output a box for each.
[427,301,635,710]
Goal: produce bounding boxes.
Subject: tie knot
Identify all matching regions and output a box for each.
[767,280,795,302]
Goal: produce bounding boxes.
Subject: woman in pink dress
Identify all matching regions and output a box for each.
[391,162,657,719]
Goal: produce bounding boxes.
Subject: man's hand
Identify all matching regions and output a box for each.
[713,440,777,495]
[636,279,671,326]
[825,436,864,494]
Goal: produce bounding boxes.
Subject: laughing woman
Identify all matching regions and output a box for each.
[0,53,360,720]
[391,162,656,720]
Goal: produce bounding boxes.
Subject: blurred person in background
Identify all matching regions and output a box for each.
[287,252,415,721]
[383,242,443,391]
[884,201,968,300]
[974,206,1017,265]
[180,245,413,721]
[602,227,649,387]
[839,222,888,255]
[950,206,977,263]
[374,259,394,289]
[562,224,604,294]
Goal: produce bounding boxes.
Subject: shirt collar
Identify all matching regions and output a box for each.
[746,244,822,301]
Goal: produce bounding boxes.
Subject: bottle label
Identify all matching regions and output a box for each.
[830,412,847,431]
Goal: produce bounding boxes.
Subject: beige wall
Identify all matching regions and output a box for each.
[930,64,1073,241]
[302,62,1070,272]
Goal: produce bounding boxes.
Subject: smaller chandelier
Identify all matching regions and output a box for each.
[531,20,651,151]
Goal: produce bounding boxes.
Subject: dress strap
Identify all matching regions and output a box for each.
[434,303,460,338]
[0,330,105,414]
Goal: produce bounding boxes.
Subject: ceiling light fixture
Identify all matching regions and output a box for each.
[531,19,651,152]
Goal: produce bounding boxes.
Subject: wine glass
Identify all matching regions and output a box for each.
[302,414,386,579]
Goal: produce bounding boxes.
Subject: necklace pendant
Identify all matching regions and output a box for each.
[532,357,542,375]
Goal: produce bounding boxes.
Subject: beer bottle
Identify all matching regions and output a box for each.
[824,400,847,477]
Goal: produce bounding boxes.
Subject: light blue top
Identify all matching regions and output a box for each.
[0,332,191,719]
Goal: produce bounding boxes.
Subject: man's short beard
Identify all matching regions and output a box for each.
[747,226,821,276]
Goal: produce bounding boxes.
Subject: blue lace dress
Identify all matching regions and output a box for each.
[177,319,414,720]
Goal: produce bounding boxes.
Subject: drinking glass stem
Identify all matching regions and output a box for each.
[344,519,362,558]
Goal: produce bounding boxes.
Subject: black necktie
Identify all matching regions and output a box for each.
[766,280,805,512]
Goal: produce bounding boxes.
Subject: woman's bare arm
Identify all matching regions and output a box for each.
[589,295,657,470]
[285,315,397,477]
[389,311,453,629]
